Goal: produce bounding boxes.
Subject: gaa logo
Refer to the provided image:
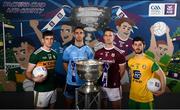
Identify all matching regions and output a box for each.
[151,5,161,10]
[149,4,163,15]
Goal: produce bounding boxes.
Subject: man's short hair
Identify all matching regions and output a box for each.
[115,17,135,27]
[42,30,54,38]
[60,23,74,31]
[103,27,115,33]
[73,26,84,32]
[133,36,145,45]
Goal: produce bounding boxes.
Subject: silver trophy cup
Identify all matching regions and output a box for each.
[71,6,111,32]
[76,59,103,94]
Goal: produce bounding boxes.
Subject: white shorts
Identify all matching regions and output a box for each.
[101,86,122,101]
[34,89,57,108]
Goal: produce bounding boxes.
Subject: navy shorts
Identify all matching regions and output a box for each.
[64,84,80,99]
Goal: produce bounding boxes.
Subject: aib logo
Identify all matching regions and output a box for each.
[165,4,175,15]
[133,70,141,79]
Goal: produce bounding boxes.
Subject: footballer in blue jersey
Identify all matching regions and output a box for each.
[63,44,94,85]
[62,26,94,108]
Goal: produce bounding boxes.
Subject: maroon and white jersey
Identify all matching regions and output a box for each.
[114,34,133,57]
[95,46,126,88]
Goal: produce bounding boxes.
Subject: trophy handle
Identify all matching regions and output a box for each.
[62,5,72,19]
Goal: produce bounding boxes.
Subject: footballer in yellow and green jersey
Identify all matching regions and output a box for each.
[128,54,159,103]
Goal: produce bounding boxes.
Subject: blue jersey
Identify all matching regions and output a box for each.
[52,41,71,75]
[63,44,94,86]
[52,42,64,74]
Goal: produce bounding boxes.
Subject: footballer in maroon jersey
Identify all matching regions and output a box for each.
[95,28,126,109]
[95,47,126,88]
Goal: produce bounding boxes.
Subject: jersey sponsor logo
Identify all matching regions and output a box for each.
[132,78,142,83]
[101,59,115,64]
[133,70,141,79]
[72,57,87,61]
[37,60,56,69]
[132,70,142,83]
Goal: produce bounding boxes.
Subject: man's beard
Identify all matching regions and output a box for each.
[135,50,143,54]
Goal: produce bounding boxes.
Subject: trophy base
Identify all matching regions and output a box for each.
[78,82,100,94]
